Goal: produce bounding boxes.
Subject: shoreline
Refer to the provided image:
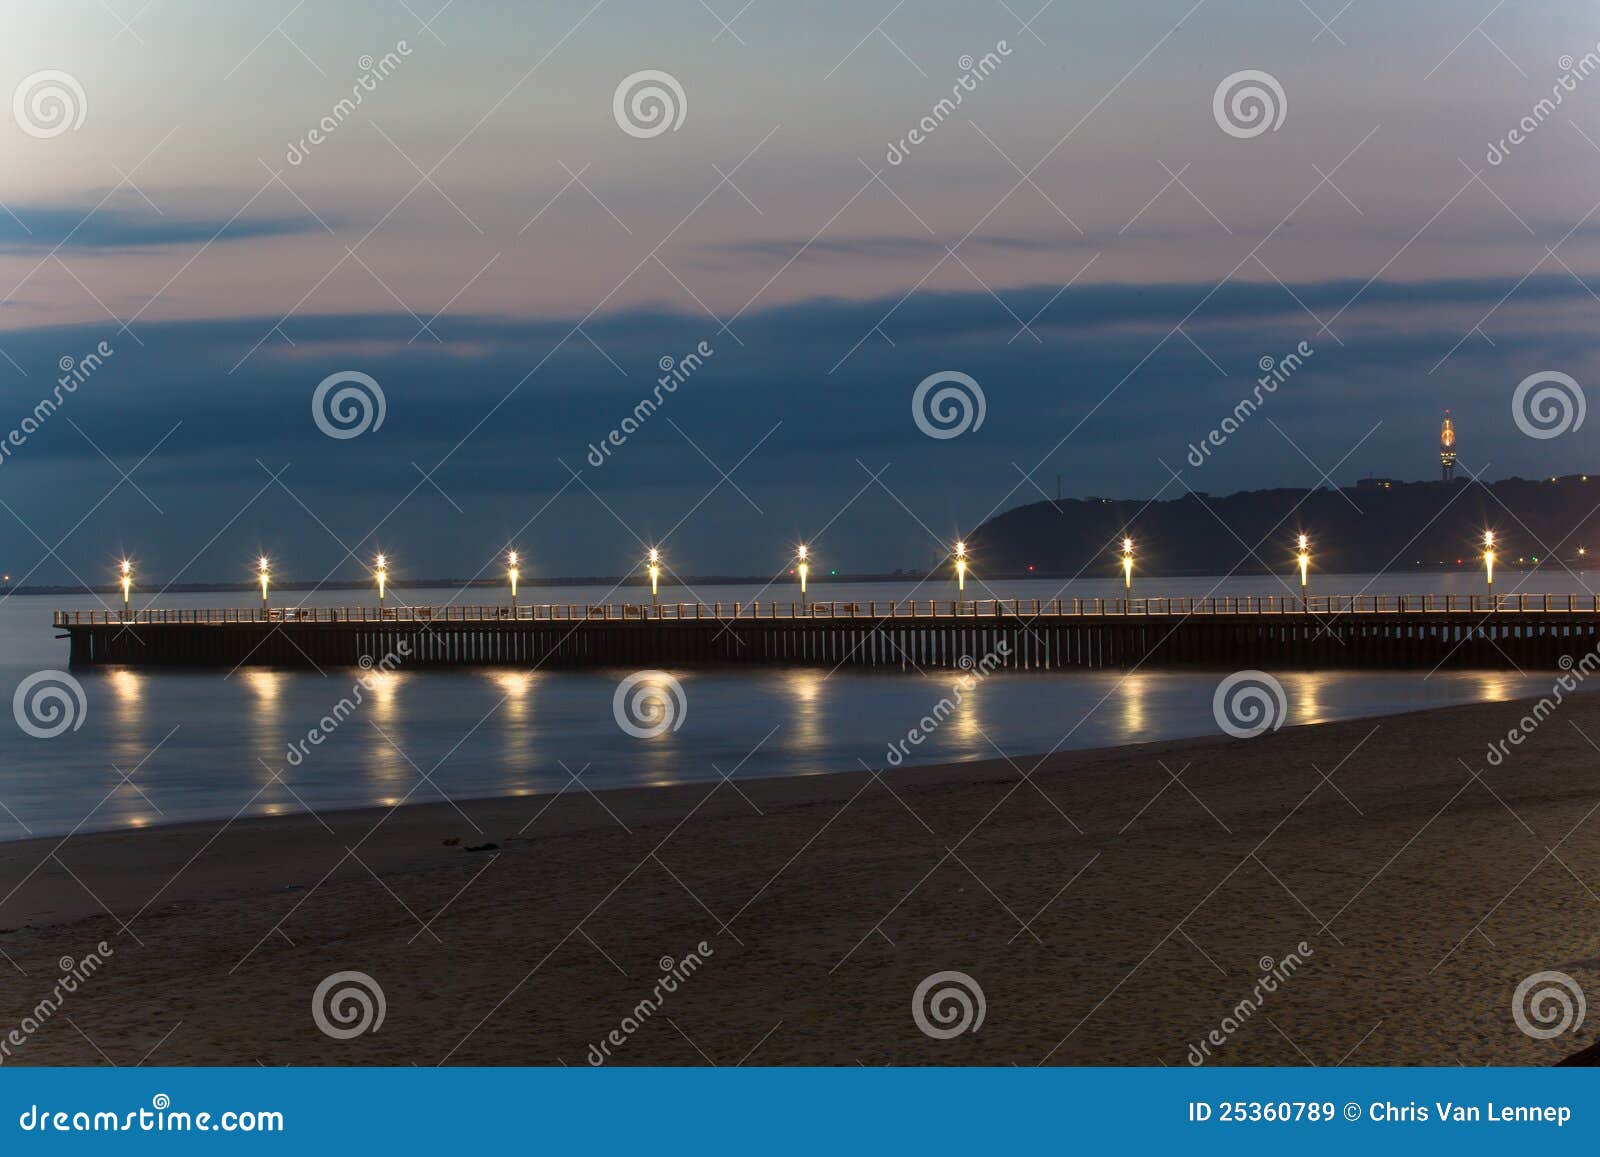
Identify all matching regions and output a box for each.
[2,693,1598,1065]
[0,688,1547,906]
[0,734,1156,927]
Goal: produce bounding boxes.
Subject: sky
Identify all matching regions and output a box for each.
[3,0,1600,585]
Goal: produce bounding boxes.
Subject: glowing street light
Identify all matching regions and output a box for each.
[118,559,132,617]
[953,540,967,595]
[375,553,389,607]
[258,556,271,612]
[1483,531,1496,595]
[1296,534,1310,601]
[647,547,661,608]
[507,550,520,607]
[1121,536,1134,593]
[796,543,810,606]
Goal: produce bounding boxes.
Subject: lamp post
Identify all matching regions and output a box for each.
[796,543,810,608]
[118,559,132,618]
[647,547,661,612]
[1121,537,1134,593]
[375,553,388,609]
[954,540,967,601]
[508,550,520,610]
[1296,534,1310,606]
[259,556,270,615]
[1483,531,1496,605]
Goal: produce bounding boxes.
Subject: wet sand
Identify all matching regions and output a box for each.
[1,692,1598,1066]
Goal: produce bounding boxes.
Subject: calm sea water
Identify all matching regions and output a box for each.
[0,571,1586,841]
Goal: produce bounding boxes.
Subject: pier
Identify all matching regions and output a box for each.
[52,593,1600,670]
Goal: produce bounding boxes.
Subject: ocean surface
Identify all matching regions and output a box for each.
[0,570,1589,841]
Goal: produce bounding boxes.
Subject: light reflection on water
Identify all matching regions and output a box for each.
[0,578,1585,840]
[1119,672,1149,738]
[493,670,537,776]
[1,656,1568,842]
[362,668,407,792]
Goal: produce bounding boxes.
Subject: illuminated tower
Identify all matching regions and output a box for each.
[1440,410,1456,482]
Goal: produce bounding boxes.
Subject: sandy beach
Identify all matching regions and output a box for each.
[1,691,1598,1067]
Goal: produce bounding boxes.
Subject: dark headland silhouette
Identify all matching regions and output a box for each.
[967,474,1600,577]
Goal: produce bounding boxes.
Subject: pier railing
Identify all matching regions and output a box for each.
[51,592,1600,627]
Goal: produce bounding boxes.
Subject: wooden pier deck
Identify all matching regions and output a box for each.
[51,594,1600,671]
